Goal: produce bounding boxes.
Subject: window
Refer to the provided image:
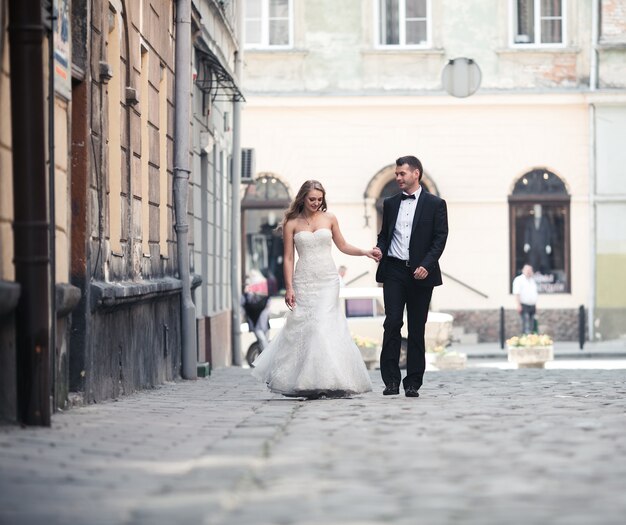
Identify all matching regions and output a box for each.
[245,0,292,49]
[378,0,430,47]
[513,0,565,45]
[509,169,570,293]
[345,299,375,318]
[242,175,291,295]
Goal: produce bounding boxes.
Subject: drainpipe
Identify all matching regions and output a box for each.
[8,0,51,425]
[45,3,57,408]
[230,4,244,366]
[588,0,599,341]
[174,0,197,379]
[120,1,134,277]
[590,0,599,93]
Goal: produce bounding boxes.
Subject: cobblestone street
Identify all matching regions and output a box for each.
[1,366,626,525]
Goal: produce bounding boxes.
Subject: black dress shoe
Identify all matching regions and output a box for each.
[383,383,400,396]
[405,386,420,398]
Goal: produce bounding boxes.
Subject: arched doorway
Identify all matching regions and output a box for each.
[364,164,440,233]
[241,174,291,295]
[509,168,570,293]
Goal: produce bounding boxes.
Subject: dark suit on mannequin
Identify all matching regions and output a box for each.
[376,187,448,394]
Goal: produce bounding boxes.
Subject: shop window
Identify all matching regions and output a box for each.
[242,174,291,295]
[509,169,570,293]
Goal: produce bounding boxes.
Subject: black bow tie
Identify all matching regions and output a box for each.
[401,193,416,200]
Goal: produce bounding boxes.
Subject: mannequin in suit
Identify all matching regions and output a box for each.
[372,156,448,397]
[523,204,552,274]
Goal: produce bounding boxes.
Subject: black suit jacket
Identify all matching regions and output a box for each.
[375,190,448,287]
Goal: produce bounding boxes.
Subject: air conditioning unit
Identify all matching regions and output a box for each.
[241,148,255,184]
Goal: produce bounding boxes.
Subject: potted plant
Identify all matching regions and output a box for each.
[506,334,554,368]
[427,344,467,370]
[352,334,379,369]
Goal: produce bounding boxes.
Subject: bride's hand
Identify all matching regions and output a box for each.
[285,289,296,310]
[364,248,380,261]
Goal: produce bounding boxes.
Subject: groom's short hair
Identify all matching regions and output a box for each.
[396,155,423,181]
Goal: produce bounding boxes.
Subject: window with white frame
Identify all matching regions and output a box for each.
[513,0,564,45]
[245,0,292,48]
[378,0,430,47]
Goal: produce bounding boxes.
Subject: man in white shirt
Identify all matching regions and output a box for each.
[512,264,539,334]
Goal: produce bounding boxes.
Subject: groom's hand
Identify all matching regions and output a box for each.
[414,266,428,280]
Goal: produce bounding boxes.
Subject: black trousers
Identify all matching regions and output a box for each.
[380,260,434,390]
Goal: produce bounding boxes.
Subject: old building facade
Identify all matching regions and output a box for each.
[0,0,244,425]
[241,0,626,342]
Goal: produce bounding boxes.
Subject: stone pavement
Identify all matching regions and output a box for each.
[1,366,626,525]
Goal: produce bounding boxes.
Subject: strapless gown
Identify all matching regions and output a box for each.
[251,228,373,398]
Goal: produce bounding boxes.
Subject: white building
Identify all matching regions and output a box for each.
[240,0,626,342]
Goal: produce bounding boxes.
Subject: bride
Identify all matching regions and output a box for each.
[251,180,380,399]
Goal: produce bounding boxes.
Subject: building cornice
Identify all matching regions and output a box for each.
[243,90,626,108]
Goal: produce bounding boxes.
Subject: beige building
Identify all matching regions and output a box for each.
[0,0,244,425]
[1,0,79,423]
[241,0,626,342]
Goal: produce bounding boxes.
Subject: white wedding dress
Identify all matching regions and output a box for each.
[251,228,373,398]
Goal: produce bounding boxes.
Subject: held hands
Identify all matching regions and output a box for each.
[285,288,296,310]
[413,266,428,280]
[365,248,381,261]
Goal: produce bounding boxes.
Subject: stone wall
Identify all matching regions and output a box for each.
[0,309,16,423]
[444,308,584,343]
[78,289,181,403]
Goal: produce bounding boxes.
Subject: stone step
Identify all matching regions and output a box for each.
[457,332,479,345]
[451,326,479,344]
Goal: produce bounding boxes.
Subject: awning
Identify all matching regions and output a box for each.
[195,47,245,103]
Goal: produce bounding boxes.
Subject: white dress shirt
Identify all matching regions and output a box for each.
[388,186,422,261]
[512,274,538,305]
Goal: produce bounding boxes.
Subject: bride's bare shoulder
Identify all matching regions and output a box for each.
[283,218,298,234]
[321,211,337,223]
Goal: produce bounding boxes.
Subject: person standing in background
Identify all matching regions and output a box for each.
[512,264,539,334]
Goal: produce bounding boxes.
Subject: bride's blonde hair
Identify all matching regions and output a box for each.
[280,180,328,229]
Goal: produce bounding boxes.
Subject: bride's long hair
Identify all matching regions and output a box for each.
[279,180,328,230]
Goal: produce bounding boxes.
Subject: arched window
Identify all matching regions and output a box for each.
[509,169,570,293]
[241,174,291,295]
[375,176,438,215]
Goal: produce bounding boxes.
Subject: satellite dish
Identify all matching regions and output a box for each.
[442,57,482,98]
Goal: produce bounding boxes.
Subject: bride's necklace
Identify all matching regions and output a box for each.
[301,212,317,227]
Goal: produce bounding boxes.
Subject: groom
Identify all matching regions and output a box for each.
[373,156,448,397]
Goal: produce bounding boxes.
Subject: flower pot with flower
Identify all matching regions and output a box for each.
[506,334,554,368]
[352,334,380,369]
[427,345,467,370]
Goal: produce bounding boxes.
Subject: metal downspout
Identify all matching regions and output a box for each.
[120,1,134,278]
[588,0,599,341]
[8,0,51,425]
[174,0,197,379]
[46,3,57,408]
[230,6,243,367]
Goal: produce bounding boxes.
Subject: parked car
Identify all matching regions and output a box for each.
[240,287,454,368]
